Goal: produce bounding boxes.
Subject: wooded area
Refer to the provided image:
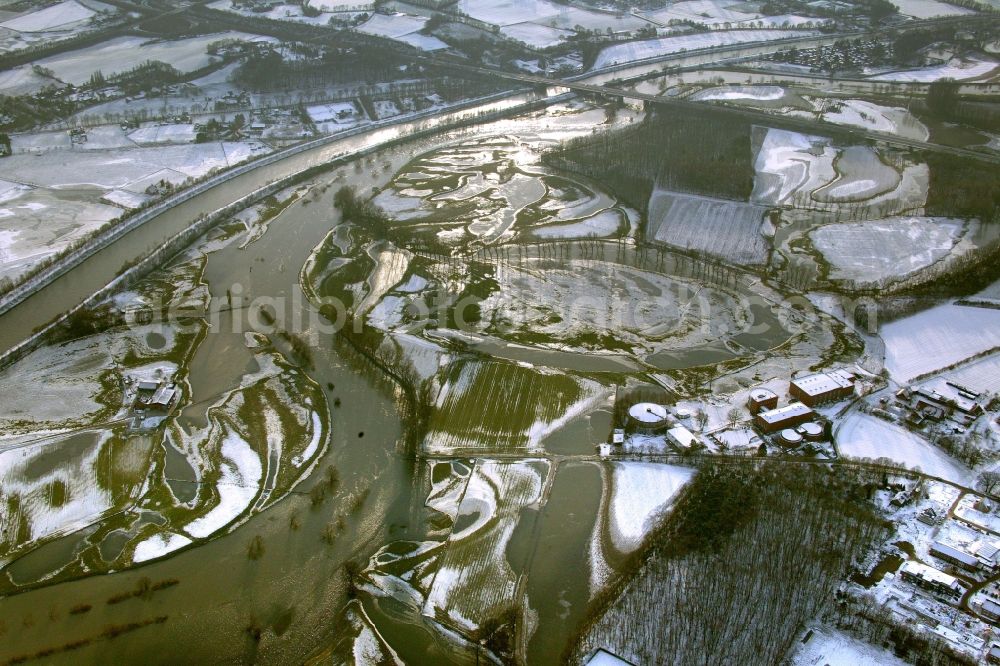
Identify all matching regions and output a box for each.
[572,463,892,665]
[543,108,754,214]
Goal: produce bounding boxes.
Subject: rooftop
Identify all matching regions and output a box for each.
[791,371,854,397]
[629,402,668,424]
[902,560,960,588]
[757,402,813,424]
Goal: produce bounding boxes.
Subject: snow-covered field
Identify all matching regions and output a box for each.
[355,12,447,50]
[183,433,262,538]
[207,0,340,27]
[647,189,770,265]
[890,0,975,18]
[609,463,694,552]
[0,141,269,190]
[937,352,1000,395]
[0,190,120,283]
[0,0,111,55]
[530,208,622,239]
[0,0,95,33]
[503,21,574,48]
[0,139,268,283]
[593,30,814,69]
[869,57,998,83]
[690,85,785,102]
[822,99,930,142]
[837,412,972,484]
[881,304,1000,382]
[752,128,837,206]
[457,0,647,33]
[128,123,196,145]
[789,626,909,666]
[752,129,925,215]
[811,217,963,284]
[424,460,548,631]
[34,32,275,85]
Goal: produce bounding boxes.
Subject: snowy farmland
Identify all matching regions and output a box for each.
[821,99,930,142]
[646,189,771,265]
[608,463,694,552]
[810,217,964,285]
[592,30,814,69]
[751,129,926,215]
[457,0,647,35]
[0,0,112,55]
[32,32,275,86]
[938,353,1000,395]
[0,0,95,33]
[869,57,999,83]
[689,85,786,102]
[0,140,269,280]
[881,303,1000,382]
[423,460,548,632]
[355,13,448,51]
[836,412,972,484]
[423,360,602,454]
[789,626,909,666]
[890,0,975,18]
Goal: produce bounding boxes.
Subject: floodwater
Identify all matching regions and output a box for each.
[0,94,781,663]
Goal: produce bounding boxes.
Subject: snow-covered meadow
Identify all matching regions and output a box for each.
[593,30,814,69]
[836,412,972,484]
[881,304,1000,382]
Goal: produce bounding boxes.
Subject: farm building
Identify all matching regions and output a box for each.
[930,541,980,573]
[747,388,778,414]
[628,402,669,433]
[753,402,814,433]
[900,560,963,599]
[789,369,856,406]
[667,425,698,450]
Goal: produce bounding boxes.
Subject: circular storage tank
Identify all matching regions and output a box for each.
[675,408,692,420]
[628,402,669,431]
[800,422,824,441]
[779,428,803,446]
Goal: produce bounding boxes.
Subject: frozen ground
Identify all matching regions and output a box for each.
[424,460,548,632]
[937,353,1000,395]
[207,0,339,27]
[0,140,268,280]
[836,412,972,484]
[0,189,119,283]
[881,303,1000,382]
[609,463,694,552]
[788,626,909,666]
[752,128,925,215]
[128,123,196,145]
[356,12,448,51]
[593,30,814,69]
[647,189,770,265]
[821,99,930,142]
[0,141,269,190]
[810,217,964,285]
[34,32,275,85]
[690,85,785,102]
[869,57,998,83]
[0,65,53,96]
[752,128,837,206]
[890,0,975,18]
[457,0,647,33]
[0,1,94,32]
[503,22,573,48]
